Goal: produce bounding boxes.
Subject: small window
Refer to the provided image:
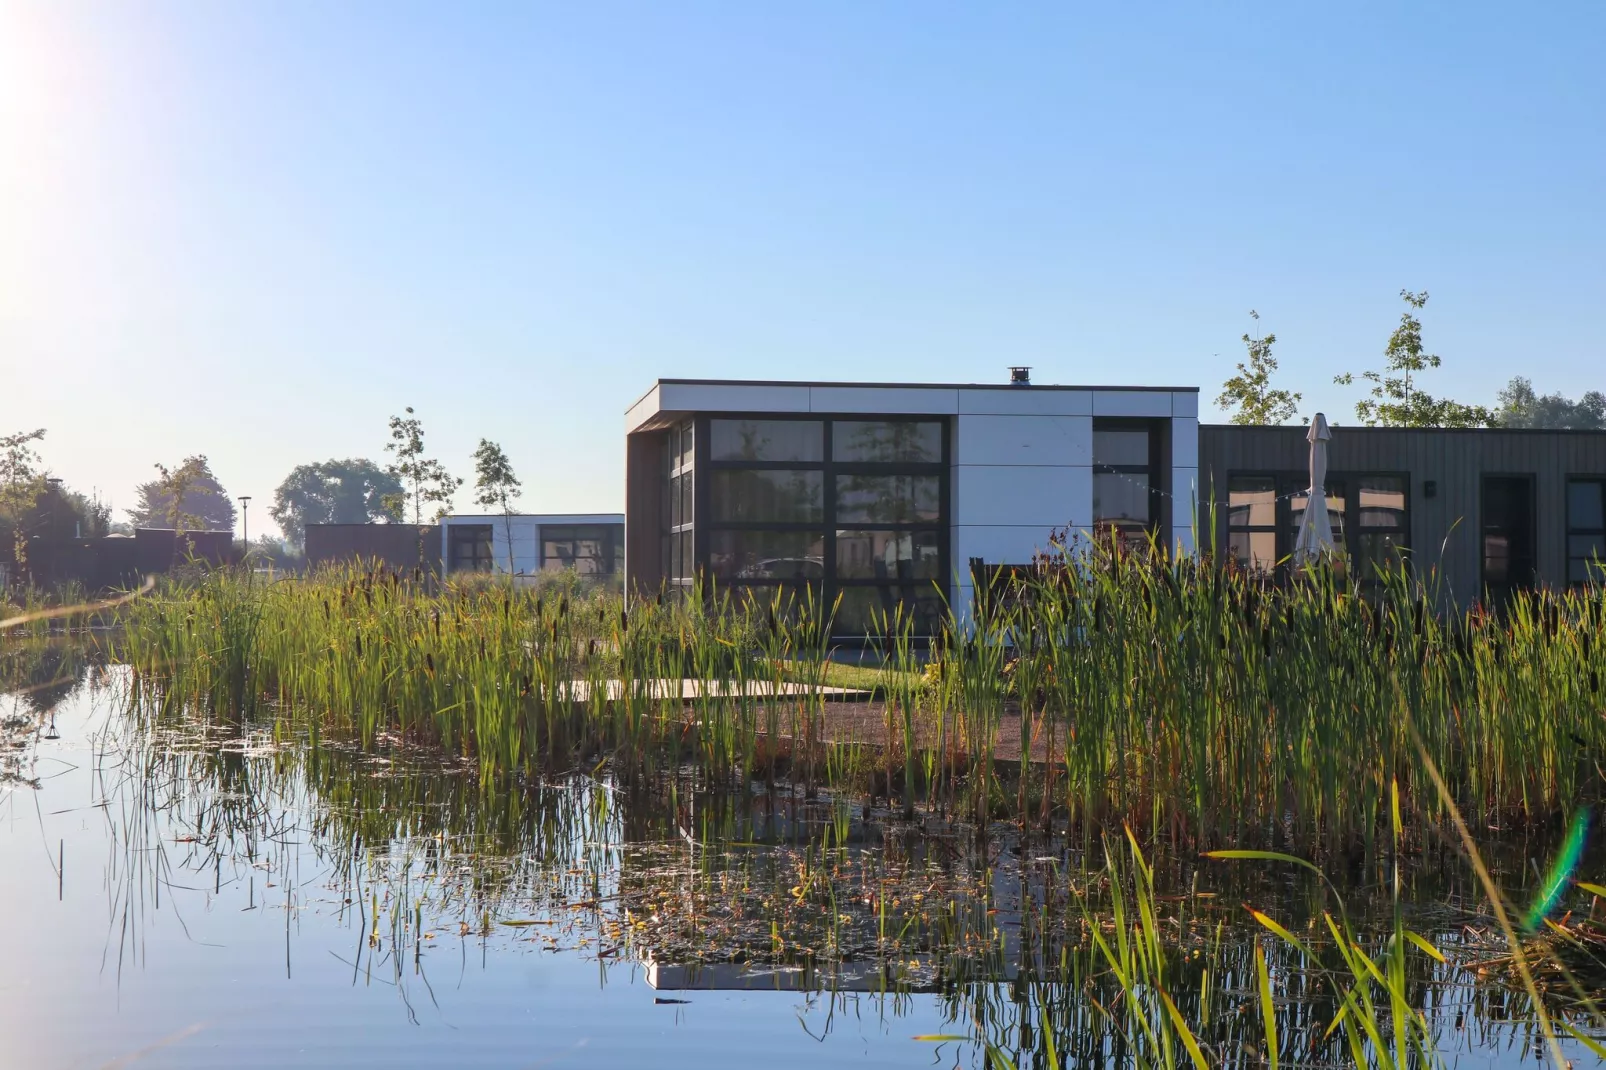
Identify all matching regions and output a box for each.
[448,524,494,572]
[709,419,824,463]
[832,421,942,464]
[1568,479,1606,586]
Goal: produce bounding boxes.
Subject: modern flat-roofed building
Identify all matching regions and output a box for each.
[1199,424,1606,605]
[624,376,1606,627]
[624,374,1201,634]
[439,513,624,578]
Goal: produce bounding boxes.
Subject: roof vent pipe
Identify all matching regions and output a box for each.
[1009,366,1032,385]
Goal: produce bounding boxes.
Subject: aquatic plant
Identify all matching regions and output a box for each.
[107,539,1606,848]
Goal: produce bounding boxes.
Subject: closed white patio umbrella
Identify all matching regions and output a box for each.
[1293,413,1336,566]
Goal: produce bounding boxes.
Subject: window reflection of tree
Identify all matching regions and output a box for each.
[835,422,938,523]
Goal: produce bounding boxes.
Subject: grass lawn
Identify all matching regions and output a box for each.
[771,660,924,695]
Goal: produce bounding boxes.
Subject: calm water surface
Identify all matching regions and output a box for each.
[0,667,1590,1069]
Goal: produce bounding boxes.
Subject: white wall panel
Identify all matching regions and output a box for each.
[953,524,1096,569]
[1171,391,1200,419]
[1092,391,1174,418]
[954,465,1091,529]
[1170,467,1199,556]
[954,415,1093,466]
[1171,417,1199,471]
[957,388,1092,416]
[658,383,812,414]
[953,526,1057,569]
[809,386,959,414]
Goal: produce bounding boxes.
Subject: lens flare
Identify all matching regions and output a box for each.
[1522,806,1591,934]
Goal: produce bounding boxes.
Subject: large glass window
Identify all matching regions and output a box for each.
[710,419,823,462]
[1289,484,1347,560]
[448,524,494,572]
[1223,472,1408,585]
[834,584,946,637]
[1568,478,1606,586]
[835,474,941,524]
[541,525,622,576]
[1227,476,1278,572]
[835,529,941,580]
[709,530,825,580]
[1093,421,1159,547]
[710,470,823,523]
[1352,476,1408,586]
[832,421,942,463]
[701,415,948,636]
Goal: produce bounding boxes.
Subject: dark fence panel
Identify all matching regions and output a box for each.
[304,524,439,574]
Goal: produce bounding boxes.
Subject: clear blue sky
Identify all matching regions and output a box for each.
[3,2,1601,536]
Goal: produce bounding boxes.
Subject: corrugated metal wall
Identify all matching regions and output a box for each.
[1198,425,1606,603]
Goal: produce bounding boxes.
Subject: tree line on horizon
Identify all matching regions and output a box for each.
[1,411,522,571]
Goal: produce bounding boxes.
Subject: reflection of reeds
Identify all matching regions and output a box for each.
[44,667,1606,1069]
[107,548,1606,848]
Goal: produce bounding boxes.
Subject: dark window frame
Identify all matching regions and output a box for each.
[1223,470,1410,585]
[1481,473,1536,603]
[695,412,950,636]
[1092,418,1165,547]
[1224,474,1281,574]
[447,523,495,573]
[1566,476,1606,587]
[663,419,697,589]
[540,523,623,577]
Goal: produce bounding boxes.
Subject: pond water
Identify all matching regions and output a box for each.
[0,663,1596,1068]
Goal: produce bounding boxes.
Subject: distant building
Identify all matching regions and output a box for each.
[438,514,625,578]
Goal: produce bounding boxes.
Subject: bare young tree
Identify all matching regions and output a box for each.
[472,439,522,579]
[382,407,462,568]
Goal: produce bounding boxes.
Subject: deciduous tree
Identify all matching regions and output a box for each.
[1215,311,1302,425]
[270,459,404,547]
[129,456,236,531]
[1493,377,1606,430]
[383,408,461,567]
[472,439,522,577]
[1334,290,1493,428]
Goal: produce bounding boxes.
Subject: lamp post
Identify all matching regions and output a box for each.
[44,477,63,535]
[238,496,252,555]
